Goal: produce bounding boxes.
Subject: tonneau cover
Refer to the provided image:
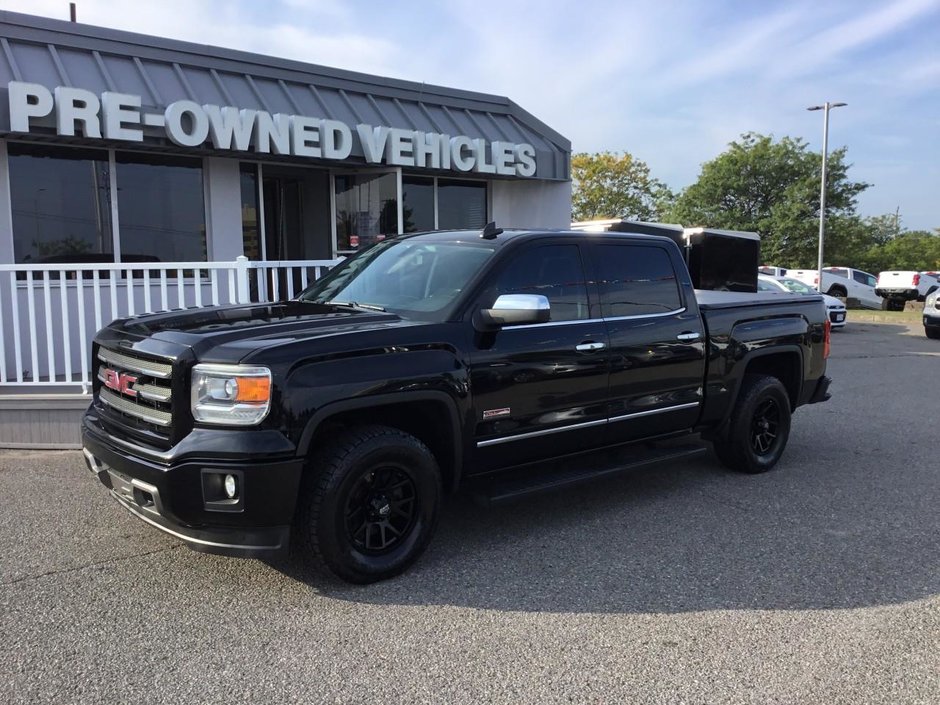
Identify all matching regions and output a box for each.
[695,290,823,310]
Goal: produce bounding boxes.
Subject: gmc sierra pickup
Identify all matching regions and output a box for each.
[82,226,832,583]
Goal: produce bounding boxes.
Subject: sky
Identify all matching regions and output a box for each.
[4,0,939,231]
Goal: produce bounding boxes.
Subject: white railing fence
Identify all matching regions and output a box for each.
[0,256,342,391]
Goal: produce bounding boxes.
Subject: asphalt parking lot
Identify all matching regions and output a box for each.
[1,320,938,704]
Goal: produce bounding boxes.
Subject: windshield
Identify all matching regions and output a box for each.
[298,238,496,321]
[776,278,816,295]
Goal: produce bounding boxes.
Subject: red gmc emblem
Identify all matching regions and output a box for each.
[102,368,138,397]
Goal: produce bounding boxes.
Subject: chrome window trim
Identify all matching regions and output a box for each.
[603,306,687,322]
[477,401,701,447]
[504,307,688,330]
[508,317,604,330]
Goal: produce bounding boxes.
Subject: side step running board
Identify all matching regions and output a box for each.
[472,443,707,505]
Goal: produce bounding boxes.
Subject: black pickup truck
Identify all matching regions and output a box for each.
[82,227,832,583]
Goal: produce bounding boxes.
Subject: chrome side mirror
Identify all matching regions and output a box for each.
[476,294,550,330]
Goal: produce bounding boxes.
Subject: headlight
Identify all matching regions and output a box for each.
[191,364,272,425]
[926,291,939,311]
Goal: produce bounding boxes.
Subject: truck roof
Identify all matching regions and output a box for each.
[397,228,678,248]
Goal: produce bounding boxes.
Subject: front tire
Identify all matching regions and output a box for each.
[927,327,940,340]
[712,374,792,474]
[294,425,442,583]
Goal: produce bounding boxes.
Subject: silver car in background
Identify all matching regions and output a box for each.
[757,274,847,329]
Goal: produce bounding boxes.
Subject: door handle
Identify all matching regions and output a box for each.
[575,341,606,352]
[676,332,701,341]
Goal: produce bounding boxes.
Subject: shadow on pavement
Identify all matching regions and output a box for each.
[274,434,939,614]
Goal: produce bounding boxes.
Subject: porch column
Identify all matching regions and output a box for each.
[0,140,15,264]
[204,157,244,262]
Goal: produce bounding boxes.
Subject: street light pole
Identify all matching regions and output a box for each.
[807,101,846,292]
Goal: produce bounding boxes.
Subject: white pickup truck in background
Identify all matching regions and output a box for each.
[788,267,883,310]
[875,271,940,311]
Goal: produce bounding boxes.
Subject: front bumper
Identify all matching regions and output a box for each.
[82,413,304,559]
[828,309,847,328]
[924,313,940,330]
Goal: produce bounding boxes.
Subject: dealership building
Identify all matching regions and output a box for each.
[0,10,572,446]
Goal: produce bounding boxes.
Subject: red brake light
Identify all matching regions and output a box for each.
[913,274,920,286]
[823,319,831,359]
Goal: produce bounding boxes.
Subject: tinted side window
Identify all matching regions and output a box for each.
[494,245,589,321]
[595,245,682,317]
[853,270,874,286]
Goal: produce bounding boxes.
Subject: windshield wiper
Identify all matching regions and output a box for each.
[326,300,386,312]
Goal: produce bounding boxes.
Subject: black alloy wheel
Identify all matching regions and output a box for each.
[712,374,792,474]
[344,466,418,554]
[750,398,781,456]
[294,425,441,584]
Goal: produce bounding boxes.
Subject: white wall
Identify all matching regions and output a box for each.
[205,157,245,261]
[490,179,572,229]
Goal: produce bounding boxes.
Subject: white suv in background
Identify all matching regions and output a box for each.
[788,267,882,310]
[757,274,847,329]
[924,289,940,339]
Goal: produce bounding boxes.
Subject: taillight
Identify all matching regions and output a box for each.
[823,319,831,358]
[913,274,920,286]
[814,275,819,285]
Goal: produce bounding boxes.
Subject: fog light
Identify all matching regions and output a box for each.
[224,474,237,499]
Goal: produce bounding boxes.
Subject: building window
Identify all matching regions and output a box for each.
[402,176,435,233]
[240,163,261,260]
[115,152,206,262]
[8,143,113,264]
[438,179,486,230]
[334,172,398,252]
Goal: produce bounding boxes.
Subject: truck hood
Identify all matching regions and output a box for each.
[106,301,420,364]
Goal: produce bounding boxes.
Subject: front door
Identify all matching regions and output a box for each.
[468,242,610,473]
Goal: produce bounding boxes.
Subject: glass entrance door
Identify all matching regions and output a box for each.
[262,174,303,261]
[240,163,332,300]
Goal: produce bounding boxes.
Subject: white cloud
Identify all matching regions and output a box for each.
[3,0,938,229]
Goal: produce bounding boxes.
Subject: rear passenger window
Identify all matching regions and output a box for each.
[493,245,589,321]
[595,245,682,317]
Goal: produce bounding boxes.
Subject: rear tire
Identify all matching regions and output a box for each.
[294,425,441,583]
[827,286,847,299]
[712,374,792,474]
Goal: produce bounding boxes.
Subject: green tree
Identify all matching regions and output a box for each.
[858,229,940,272]
[571,151,672,222]
[665,133,870,267]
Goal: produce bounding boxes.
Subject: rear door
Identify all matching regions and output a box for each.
[587,239,707,443]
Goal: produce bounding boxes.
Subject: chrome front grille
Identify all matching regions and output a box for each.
[98,388,172,426]
[95,346,176,440]
[97,347,172,378]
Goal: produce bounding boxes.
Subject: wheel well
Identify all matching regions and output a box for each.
[827,285,847,297]
[743,352,801,409]
[307,400,458,493]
